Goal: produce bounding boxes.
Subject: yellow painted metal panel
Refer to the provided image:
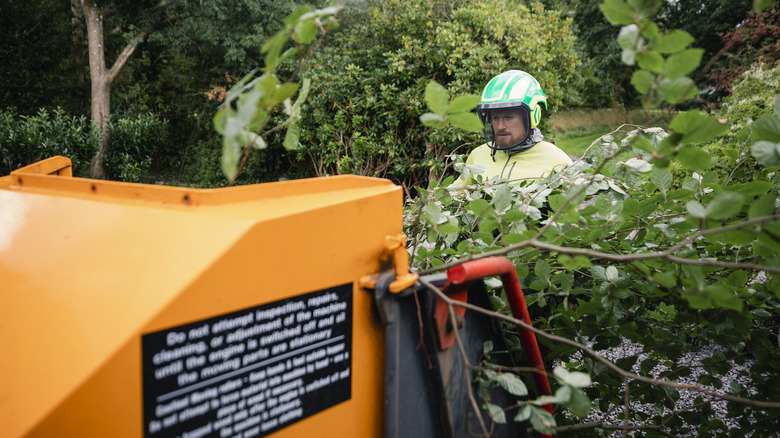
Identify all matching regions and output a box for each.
[1,157,400,437]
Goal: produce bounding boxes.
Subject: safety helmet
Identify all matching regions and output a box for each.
[476,70,547,152]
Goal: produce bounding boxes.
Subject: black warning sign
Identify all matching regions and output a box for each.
[142,283,352,438]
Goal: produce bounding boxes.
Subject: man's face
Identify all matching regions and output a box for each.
[490,109,527,148]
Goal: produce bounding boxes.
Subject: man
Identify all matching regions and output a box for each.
[459,70,572,184]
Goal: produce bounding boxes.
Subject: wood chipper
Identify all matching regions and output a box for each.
[1,156,551,438]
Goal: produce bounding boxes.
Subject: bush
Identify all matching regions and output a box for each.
[0,107,98,177]
[706,62,780,183]
[104,112,169,182]
[298,0,581,189]
[0,108,168,181]
[709,3,780,95]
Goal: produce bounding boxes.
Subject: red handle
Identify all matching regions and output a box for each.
[448,257,553,437]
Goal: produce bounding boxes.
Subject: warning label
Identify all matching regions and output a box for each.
[142,284,352,438]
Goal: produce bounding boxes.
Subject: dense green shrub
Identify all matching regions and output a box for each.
[104,112,169,182]
[0,108,168,181]
[706,62,780,183]
[298,0,581,189]
[0,108,98,177]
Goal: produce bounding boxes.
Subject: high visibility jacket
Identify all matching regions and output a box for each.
[462,141,572,184]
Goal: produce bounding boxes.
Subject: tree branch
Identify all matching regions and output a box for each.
[419,277,780,410]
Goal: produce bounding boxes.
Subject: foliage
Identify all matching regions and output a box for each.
[572,0,638,108]
[657,0,753,72]
[298,0,581,189]
[405,0,780,435]
[0,108,167,181]
[0,0,89,116]
[706,62,780,183]
[708,3,780,95]
[111,0,334,184]
[0,108,98,177]
[104,112,169,182]
[213,5,340,183]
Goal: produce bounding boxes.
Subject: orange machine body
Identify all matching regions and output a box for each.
[1,157,400,437]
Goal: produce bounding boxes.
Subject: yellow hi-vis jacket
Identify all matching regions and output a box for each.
[460,141,573,184]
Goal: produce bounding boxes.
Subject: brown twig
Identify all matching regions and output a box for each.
[418,277,780,410]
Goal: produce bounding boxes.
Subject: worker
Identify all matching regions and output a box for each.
[457,70,572,185]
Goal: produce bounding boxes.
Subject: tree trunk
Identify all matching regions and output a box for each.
[79,0,148,179]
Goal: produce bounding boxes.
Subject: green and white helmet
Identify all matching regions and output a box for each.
[477,70,547,151]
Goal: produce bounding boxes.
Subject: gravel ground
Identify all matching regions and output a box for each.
[567,338,757,436]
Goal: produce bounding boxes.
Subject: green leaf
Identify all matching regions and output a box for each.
[749,193,777,219]
[651,166,672,193]
[283,122,301,150]
[424,202,443,225]
[425,81,449,116]
[553,366,592,388]
[548,194,567,212]
[617,25,640,50]
[631,69,656,94]
[662,49,704,78]
[639,20,659,38]
[636,50,664,73]
[514,405,532,422]
[725,180,775,197]
[446,94,480,113]
[667,188,695,200]
[590,266,607,282]
[669,110,728,144]
[241,131,266,150]
[752,141,780,167]
[705,192,745,220]
[493,185,513,213]
[502,233,526,244]
[447,112,483,132]
[273,83,300,105]
[600,0,636,25]
[654,272,677,288]
[628,0,662,20]
[752,114,780,142]
[213,108,229,135]
[533,395,562,406]
[708,230,754,246]
[605,265,619,282]
[529,405,557,434]
[292,77,312,110]
[467,199,495,218]
[261,33,287,69]
[484,403,506,424]
[659,76,698,104]
[567,387,592,418]
[420,112,443,126]
[676,146,712,170]
[535,259,552,281]
[284,6,313,25]
[706,284,744,311]
[221,136,240,181]
[682,288,712,309]
[622,48,637,66]
[497,373,529,396]
[502,209,526,222]
[686,201,706,218]
[294,18,318,44]
[436,223,460,235]
[651,30,694,54]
